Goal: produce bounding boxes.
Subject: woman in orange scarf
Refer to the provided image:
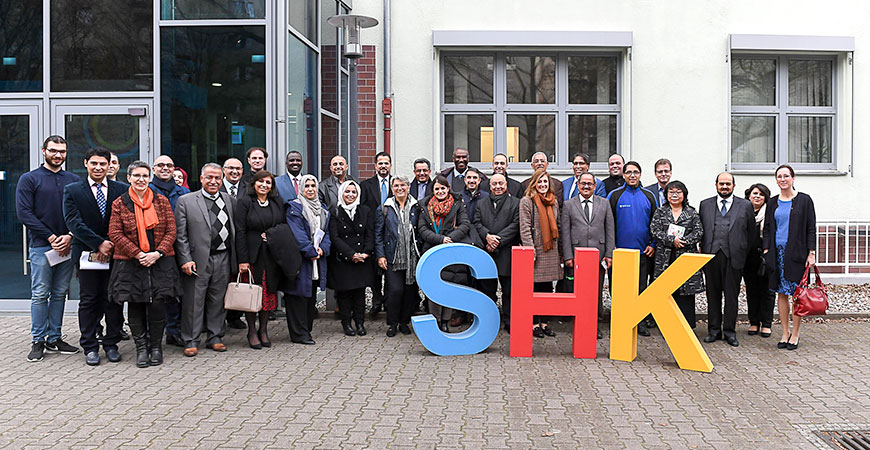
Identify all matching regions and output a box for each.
[519,168,562,338]
[108,161,180,368]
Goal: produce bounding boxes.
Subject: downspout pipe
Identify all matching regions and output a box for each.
[382,0,392,154]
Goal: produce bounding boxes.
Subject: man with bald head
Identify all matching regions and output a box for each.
[221,158,245,199]
[319,155,355,210]
[472,173,520,332]
[602,154,626,195]
[440,147,487,192]
[520,151,563,206]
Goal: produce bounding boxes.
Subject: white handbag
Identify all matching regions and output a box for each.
[224,269,263,312]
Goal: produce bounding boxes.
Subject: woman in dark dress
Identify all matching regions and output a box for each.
[328,180,375,337]
[108,161,180,368]
[743,183,774,338]
[285,175,331,345]
[417,175,471,333]
[649,181,704,329]
[234,170,285,349]
[763,165,816,351]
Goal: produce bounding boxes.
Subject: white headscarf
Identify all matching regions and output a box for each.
[338,180,361,220]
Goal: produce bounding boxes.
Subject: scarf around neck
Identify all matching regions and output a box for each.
[533,190,559,251]
[150,177,177,196]
[428,194,455,234]
[130,187,159,252]
[386,196,419,284]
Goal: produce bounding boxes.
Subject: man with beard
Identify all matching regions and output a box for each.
[319,155,355,210]
[360,152,393,316]
[221,158,246,199]
[480,153,523,198]
[16,136,81,362]
[563,153,606,200]
[440,147,486,193]
[410,158,434,200]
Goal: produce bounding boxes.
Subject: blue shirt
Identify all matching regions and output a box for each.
[775,198,792,247]
[16,166,81,248]
[608,185,656,250]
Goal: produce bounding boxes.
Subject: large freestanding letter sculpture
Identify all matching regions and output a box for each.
[412,243,500,356]
[510,247,600,358]
[609,249,714,372]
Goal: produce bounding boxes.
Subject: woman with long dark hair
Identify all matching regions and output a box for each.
[744,183,774,338]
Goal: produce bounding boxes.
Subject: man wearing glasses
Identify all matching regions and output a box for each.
[607,161,658,336]
[563,153,607,202]
[221,158,246,199]
[150,155,190,346]
[645,158,672,207]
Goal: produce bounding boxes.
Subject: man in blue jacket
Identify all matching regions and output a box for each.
[16,135,81,362]
[563,153,606,201]
[607,160,658,336]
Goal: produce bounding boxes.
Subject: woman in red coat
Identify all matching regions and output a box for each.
[108,161,180,368]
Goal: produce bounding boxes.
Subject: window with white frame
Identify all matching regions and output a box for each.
[440,52,621,170]
[731,55,836,169]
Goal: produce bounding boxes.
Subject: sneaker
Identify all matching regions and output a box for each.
[27,342,45,362]
[45,339,81,355]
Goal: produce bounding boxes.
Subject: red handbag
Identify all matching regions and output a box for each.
[792,265,828,317]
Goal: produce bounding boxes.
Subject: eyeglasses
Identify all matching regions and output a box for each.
[624,170,640,176]
[655,169,671,174]
[224,166,243,171]
[667,191,682,197]
[155,163,174,168]
[44,148,67,155]
[129,174,150,179]
[579,182,595,187]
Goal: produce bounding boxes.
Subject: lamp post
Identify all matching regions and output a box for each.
[327,14,378,179]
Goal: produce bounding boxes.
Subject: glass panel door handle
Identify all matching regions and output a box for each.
[22,225,29,276]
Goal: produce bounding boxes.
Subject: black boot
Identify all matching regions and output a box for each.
[149,317,166,366]
[134,335,149,368]
[355,320,367,336]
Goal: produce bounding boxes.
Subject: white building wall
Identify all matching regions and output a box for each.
[354,0,869,221]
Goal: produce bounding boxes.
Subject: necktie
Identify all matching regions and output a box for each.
[721,199,727,216]
[380,178,388,204]
[94,183,106,218]
[209,195,229,251]
[230,185,237,198]
[583,199,591,222]
[659,188,665,207]
[570,179,579,199]
[292,177,299,195]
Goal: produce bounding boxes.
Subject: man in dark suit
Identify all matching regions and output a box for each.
[699,172,756,347]
[409,157,434,200]
[439,147,487,193]
[175,163,237,356]
[480,153,524,198]
[63,147,127,366]
[563,153,606,200]
[276,151,304,204]
[360,151,393,315]
[644,158,672,208]
[240,147,267,188]
[561,172,615,339]
[521,151,563,206]
[221,157,246,200]
[473,174,520,332]
[602,154,626,195]
[318,155,355,210]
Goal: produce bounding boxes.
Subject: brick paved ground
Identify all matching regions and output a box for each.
[0,314,868,449]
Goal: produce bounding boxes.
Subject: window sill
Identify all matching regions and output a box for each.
[730,169,849,176]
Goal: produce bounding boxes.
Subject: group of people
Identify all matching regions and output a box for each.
[16,136,817,367]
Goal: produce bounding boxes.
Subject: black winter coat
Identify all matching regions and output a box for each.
[327,205,375,290]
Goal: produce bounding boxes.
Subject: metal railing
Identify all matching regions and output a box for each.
[815,221,870,274]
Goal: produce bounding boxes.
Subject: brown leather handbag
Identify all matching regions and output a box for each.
[792,265,828,317]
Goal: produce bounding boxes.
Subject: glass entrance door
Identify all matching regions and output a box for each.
[52,101,152,180]
[0,104,41,300]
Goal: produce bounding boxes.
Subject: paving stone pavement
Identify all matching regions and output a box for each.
[1,314,868,449]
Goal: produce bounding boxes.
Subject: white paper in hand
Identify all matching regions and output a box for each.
[313,228,325,249]
[79,251,110,270]
[45,249,71,267]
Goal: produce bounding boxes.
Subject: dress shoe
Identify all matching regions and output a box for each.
[398,324,412,335]
[787,337,800,350]
[259,333,272,348]
[85,351,100,366]
[355,323,367,336]
[166,334,185,347]
[386,325,397,337]
[227,318,246,330]
[294,339,315,345]
[778,334,791,349]
[703,334,720,343]
[247,336,262,349]
[342,323,356,336]
[208,342,227,352]
[725,336,739,347]
[183,347,198,357]
[541,326,556,337]
[597,329,603,340]
[533,327,545,338]
[638,324,651,337]
[105,347,122,363]
[747,328,759,336]
[760,328,772,338]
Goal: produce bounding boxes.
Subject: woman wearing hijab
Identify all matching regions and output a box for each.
[519,168,561,338]
[285,174,331,345]
[376,176,422,337]
[173,168,189,188]
[328,180,375,337]
[418,175,472,333]
[234,170,284,349]
[108,161,180,367]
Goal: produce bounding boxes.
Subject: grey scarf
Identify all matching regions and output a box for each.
[298,174,324,280]
[387,196,419,285]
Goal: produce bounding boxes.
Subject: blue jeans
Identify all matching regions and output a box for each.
[29,246,74,343]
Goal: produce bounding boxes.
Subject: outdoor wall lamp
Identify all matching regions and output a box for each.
[327,14,379,59]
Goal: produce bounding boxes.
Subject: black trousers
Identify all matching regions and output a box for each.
[226,309,243,322]
[370,268,385,309]
[385,270,417,326]
[286,283,318,342]
[480,275,512,326]
[128,300,167,344]
[78,269,124,353]
[705,251,741,339]
[336,287,365,325]
[674,294,696,329]
[744,254,774,328]
[533,281,554,325]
